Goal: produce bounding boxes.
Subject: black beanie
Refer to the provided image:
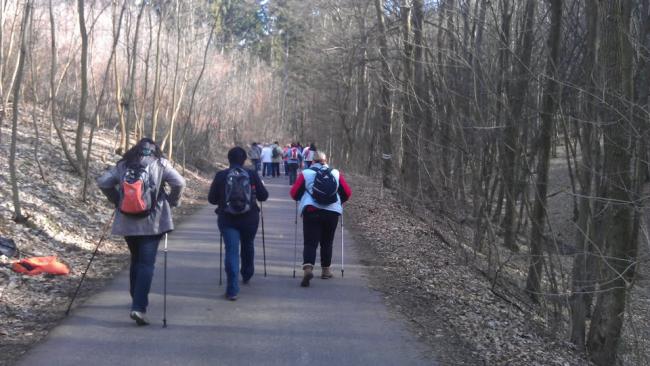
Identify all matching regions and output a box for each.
[228,146,247,166]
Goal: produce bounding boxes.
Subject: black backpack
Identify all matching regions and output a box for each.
[309,167,338,205]
[225,168,252,215]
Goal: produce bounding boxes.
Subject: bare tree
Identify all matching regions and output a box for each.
[525,0,563,302]
[374,0,394,189]
[9,0,31,223]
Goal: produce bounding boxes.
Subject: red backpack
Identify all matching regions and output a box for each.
[119,161,158,216]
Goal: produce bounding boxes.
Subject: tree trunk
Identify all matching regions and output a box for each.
[570,0,598,349]
[374,0,394,189]
[81,1,126,201]
[586,1,636,364]
[75,0,89,169]
[47,0,79,172]
[9,0,31,223]
[525,0,562,302]
[501,0,536,252]
[123,1,146,151]
[400,1,419,201]
[150,9,163,141]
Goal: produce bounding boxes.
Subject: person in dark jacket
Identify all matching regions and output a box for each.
[290,152,351,287]
[208,147,269,300]
[97,138,185,326]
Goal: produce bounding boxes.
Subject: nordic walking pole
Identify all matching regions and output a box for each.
[261,202,267,277]
[341,214,345,278]
[293,201,298,278]
[219,233,223,286]
[65,212,115,316]
[163,233,168,328]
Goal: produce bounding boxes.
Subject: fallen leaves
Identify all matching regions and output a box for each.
[0,109,211,366]
[345,174,590,366]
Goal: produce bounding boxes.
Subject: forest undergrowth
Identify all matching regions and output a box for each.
[345,168,642,365]
[0,108,212,366]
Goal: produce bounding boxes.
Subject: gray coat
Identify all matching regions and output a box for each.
[96,157,185,237]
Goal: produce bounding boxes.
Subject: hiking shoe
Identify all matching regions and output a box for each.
[301,264,314,287]
[130,311,150,326]
[321,267,333,279]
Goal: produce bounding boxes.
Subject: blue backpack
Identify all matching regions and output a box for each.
[309,167,338,204]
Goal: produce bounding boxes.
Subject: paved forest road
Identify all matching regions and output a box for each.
[16,178,436,366]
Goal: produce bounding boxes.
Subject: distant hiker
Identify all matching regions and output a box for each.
[303,143,317,169]
[97,138,185,326]
[286,143,303,185]
[271,141,283,177]
[248,142,262,173]
[260,143,273,177]
[290,152,351,287]
[208,147,269,300]
[283,144,291,176]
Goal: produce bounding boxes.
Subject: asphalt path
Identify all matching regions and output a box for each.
[16,176,436,366]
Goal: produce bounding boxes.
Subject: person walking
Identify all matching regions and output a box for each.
[97,138,185,326]
[283,144,291,177]
[260,143,273,178]
[271,141,283,178]
[248,142,262,173]
[208,147,269,300]
[286,143,303,185]
[289,152,351,287]
[303,143,316,169]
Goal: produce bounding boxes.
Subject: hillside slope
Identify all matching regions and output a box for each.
[0,108,211,365]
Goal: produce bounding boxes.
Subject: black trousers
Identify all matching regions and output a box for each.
[302,209,339,267]
[288,163,299,185]
[272,162,281,177]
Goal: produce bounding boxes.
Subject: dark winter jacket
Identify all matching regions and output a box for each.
[208,165,269,226]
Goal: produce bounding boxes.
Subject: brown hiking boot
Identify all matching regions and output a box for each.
[321,267,333,279]
[300,264,314,287]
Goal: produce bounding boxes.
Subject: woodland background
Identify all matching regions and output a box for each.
[1,0,650,365]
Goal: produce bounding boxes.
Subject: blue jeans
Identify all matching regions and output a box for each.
[252,159,261,173]
[263,162,272,177]
[218,221,259,297]
[125,235,162,312]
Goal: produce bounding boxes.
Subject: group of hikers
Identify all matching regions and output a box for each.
[97,138,351,326]
[247,141,318,185]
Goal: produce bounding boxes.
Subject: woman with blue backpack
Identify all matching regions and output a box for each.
[289,152,352,287]
[208,147,269,300]
[96,138,185,326]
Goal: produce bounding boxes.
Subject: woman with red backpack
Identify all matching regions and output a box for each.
[289,152,352,287]
[96,138,185,326]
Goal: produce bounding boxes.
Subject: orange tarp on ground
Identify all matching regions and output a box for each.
[12,256,70,276]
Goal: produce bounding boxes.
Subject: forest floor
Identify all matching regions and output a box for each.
[345,147,650,365]
[345,174,589,366]
[0,108,214,366]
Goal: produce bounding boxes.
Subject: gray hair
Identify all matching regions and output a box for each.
[313,151,327,163]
